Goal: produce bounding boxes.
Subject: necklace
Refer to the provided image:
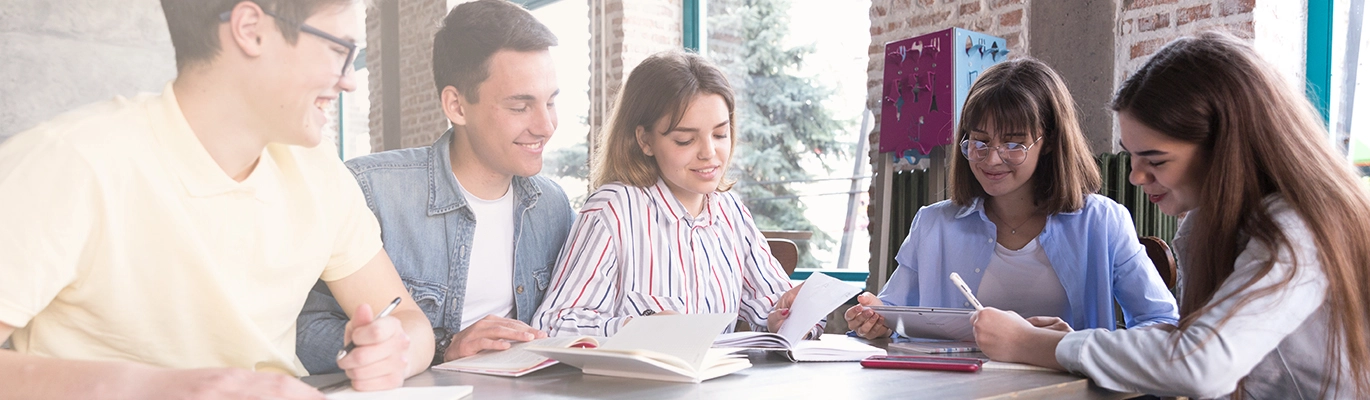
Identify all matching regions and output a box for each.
[989,208,1034,235]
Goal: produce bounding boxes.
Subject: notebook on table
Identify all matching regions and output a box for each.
[713,332,886,362]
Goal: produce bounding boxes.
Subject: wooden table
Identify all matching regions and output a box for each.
[307,338,1138,399]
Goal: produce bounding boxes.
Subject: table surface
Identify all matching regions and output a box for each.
[306,337,1138,400]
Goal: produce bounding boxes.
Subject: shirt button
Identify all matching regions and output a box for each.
[987,238,993,243]
[975,268,981,273]
[964,302,971,307]
[516,285,525,294]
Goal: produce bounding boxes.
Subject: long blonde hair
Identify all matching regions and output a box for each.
[591,51,737,190]
[1113,31,1370,398]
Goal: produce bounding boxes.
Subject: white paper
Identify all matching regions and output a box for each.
[326,385,473,400]
[599,313,736,369]
[777,272,861,343]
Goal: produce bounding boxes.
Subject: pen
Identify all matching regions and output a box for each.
[948,272,984,311]
[336,297,402,360]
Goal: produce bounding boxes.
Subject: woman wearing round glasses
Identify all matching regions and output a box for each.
[845,59,1179,339]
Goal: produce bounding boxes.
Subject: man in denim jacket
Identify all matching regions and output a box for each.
[296,0,574,373]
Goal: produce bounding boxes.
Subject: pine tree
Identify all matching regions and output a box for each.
[712,0,847,269]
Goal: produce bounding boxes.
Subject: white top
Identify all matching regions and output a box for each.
[1056,197,1350,399]
[533,180,821,338]
[977,238,1069,320]
[457,182,517,330]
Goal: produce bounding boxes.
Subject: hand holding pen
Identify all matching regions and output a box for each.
[334,297,411,392]
[338,297,402,360]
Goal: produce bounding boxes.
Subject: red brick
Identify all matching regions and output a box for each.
[972,17,992,32]
[872,6,888,18]
[909,11,953,28]
[1226,20,1255,38]
[998,9,1023,27]
[989,0,1022,10]
[959,1,981,15]
[1003,31,1020,51]
[1219,0,1255,16]
[1137,12,1170,32]
[1176,5,1211,26]
[919,0,936,7]
[1130,37,1169,60]
[1124,0,1178,11]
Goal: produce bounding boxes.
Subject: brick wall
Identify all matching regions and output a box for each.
[865,0,1029,126]
[367,0,448,152]
[588,0,681,150]
[1117,0,1257,85]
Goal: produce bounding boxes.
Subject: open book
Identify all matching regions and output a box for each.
[433,335,604,377]
[526,313,750,383]
[713,332,886,362]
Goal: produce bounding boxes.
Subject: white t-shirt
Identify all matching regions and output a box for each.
[456,182,516,331]
[976,238,1070,319]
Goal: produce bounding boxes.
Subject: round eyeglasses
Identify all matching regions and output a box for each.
[959,135,1043,166]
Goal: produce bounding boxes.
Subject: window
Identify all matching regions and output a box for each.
[707,0,873,271]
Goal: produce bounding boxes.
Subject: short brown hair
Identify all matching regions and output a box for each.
[948,58,1100,214]
[161,0,354,71]
[592,51,737,190]
[432,0,557,102]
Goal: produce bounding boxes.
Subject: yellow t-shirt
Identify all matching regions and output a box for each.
[0,84,381,376]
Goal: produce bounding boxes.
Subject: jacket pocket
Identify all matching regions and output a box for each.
[401,277,447,324]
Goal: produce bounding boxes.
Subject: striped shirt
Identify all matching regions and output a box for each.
[534,179,815,337]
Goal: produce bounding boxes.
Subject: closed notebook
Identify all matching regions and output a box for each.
[526,313,750,383]
[713,332,886,362]
[434,335,604,377]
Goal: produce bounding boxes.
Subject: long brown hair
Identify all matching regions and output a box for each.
[1113,31,1370,397]
[592,51,737,190]
[949,58,1101,213]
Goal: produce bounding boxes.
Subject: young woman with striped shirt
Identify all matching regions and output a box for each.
[532,51,818,338]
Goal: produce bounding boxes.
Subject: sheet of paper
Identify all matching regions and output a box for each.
[326,385,473,400]
[777,272,861,343]
[599,313,736,369]
[437,336,596,370]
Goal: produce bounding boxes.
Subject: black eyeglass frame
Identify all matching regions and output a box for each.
[218,9,359,76]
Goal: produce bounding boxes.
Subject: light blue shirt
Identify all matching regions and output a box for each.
[295,129,574,374]
[879,194,1178,330]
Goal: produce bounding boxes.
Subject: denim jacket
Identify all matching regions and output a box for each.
[879,194,1179,330]
[295,129,574,374]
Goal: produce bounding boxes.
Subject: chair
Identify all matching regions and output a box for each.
[1138,236,1177,291]
[766,238,800,276]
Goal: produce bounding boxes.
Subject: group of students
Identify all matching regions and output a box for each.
[0,0,1367,399]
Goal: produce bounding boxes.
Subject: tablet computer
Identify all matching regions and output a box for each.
[868,305,976,341]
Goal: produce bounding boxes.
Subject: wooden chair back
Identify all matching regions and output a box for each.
[1139,236,1177,290]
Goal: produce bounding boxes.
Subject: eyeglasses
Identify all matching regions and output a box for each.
[219,9,359,76]
[959,135,1043,166]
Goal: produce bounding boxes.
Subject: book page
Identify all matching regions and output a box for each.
[436,336,599,371]
[712,331,791,349]
[778,272,861,343]
[326,385,473,400]
[599,313,737,370]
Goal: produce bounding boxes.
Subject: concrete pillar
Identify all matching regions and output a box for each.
[1032,0,1118,154]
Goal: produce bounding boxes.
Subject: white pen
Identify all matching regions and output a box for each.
[948,272,984,311]
[337,297,403,360]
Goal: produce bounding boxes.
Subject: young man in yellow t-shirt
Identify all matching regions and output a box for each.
[0,1,434,398]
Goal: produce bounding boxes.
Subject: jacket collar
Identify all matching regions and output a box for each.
[427,128,541,216]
